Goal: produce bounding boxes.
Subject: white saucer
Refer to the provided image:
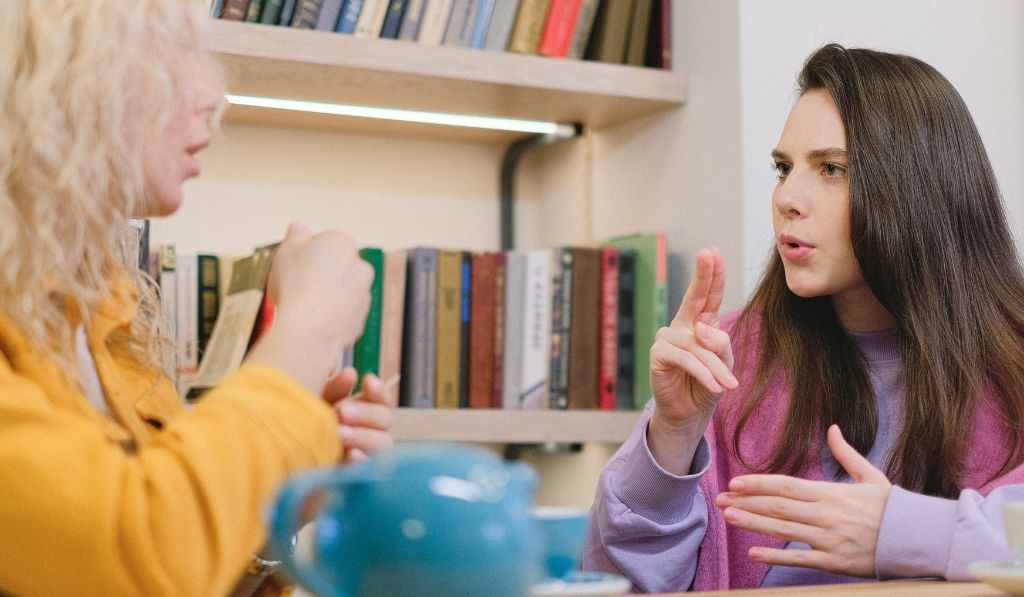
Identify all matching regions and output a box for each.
[969,560,1024,596]
[531,572,631,597]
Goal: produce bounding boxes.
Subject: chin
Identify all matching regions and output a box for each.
[784,275,825,298]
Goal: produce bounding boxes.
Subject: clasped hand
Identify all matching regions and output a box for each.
[322,367,395,463]
[715,425,892,577]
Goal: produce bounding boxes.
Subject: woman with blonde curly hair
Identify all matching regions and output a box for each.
[0,2,392,595]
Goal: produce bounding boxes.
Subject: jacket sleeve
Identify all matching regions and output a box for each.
[0,361,341,597]
[581,403,711,594]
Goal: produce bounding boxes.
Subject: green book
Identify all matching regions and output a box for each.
[245,0,266,21]
[354,248,385,389]
[605,232,667,408]
[259,0,286,24]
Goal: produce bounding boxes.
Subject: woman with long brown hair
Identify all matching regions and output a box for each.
[584,43,1024,591]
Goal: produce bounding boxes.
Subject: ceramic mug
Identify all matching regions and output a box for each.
[532,506,590,580]
[269,443,544,597]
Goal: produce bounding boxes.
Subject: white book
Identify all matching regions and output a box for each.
[355,0,390,37]
[518,249,552,410]
[157,245,177,380]
[501,251,526,409]
[417,0,455,45]
[175,252,199,398]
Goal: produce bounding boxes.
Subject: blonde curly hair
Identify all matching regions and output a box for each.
[0,0,223,385]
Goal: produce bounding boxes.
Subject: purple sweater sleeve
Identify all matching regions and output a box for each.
[876,483,1024,580]
[582,405,711,593]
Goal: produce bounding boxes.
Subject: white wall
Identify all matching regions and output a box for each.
[738,0,1024,292]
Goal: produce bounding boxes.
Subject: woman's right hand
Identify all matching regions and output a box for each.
[647,247,737,474]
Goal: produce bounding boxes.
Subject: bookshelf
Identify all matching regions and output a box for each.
[206,19,688,143]
[392,409,641,443]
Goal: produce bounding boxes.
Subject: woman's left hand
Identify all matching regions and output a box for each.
[322,367,395,463]
[714,425,892,577]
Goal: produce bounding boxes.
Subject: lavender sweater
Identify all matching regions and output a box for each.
[583,326,1024,593]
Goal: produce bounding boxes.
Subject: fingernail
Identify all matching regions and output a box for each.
[716,494,732,507]
[724,372,739,389]
[730,479,746,492]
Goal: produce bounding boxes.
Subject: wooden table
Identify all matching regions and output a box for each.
[650,580,1005,596]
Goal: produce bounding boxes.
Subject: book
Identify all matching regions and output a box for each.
[538,0,583,58]
[380,0,411,39]
[399,247,437,408]
[416,0,456,45]
[615,249,636,410]
[598,247,619,410]
[244,0,266,21]
[548,247,572,410]
[334,0,365,33]
[624,0,652,66]
[482,0,520,51]
[566,247,600,410]
[517,250,552,410]
[566,0,599,59]
[397,0,427,39]
[157,245,178,379]
[606,232,667,408]
[434,249,463,409]
[175,252,200,398]
[191,246,275,393]
[259,0,287,24]
[378,250,408,403]
[507,0,553,54]
[354,0,390,37]
[196,254,221,363]
[458,251,472,408]
[501,251,525,409]
[211,0,226,17]
[584,0,633,63]
[279,0,300,24]
[467,0,497,49]
[442,0,475,47]
[353,247,385,387]
[220,0,252,20]
[491,252,506,408]
[468,252,497,408]
[291,0,325,27]
[314,0,345,29]
[644,0,671,69]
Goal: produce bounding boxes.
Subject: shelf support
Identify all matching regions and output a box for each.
[500,123,583,250]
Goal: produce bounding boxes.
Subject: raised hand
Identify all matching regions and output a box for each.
[714,425,892,577]
[647,247,737,474]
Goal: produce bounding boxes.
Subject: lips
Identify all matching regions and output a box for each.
[779,233,815,262]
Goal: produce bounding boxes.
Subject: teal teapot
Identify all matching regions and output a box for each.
[269,443,544,597]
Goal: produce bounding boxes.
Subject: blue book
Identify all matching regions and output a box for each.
[379,0,410,38]
[467,0,496,48]
[211,0,226,17]
[335,0,365,33]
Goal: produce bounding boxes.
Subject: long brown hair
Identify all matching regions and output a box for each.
[733,44,1024,497]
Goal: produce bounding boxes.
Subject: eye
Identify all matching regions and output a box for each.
[771,160,792,179]
[822,162,848,178]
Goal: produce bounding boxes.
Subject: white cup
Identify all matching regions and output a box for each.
[1004,502,1024,564]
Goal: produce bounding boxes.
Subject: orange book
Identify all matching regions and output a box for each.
[468,253,497,408]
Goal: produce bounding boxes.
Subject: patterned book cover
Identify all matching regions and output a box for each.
[598,247,619,410]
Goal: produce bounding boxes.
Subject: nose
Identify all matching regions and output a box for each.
[773,170,806,219]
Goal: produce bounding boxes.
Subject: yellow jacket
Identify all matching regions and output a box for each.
[0,278,341,596]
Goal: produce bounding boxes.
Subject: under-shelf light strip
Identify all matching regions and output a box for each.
[226,94,578,138]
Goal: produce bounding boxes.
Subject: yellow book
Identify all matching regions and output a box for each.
[434,249,463,409]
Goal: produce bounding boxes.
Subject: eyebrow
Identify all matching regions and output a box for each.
[771,147,848,161]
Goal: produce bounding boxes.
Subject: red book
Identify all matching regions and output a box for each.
[468,253,497,408]
[491,252,506,408]
[538,0,583,58]
[598,247,619,410]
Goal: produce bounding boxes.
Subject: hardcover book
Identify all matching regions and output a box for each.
[314,0,345,29]
[598,247,619,410]
[400,247,438,408]
[517,250,552,409]
[501,251,526,409]
[567,247,600,410]
[584,0,633,63]
[434,249,463,409]
[507,0,553,54]
[335,0,365,33]
[441,0,476,46]
[355,0,390,37]
[483,0,520,51]
[538,0,583,58]
[624,0,652,66]
[291,0,326,27]
[380,0,411,38]
[566,0,600,59]
[468,252,497,408]
[416,0,456,45]
[259,0,287,24]
[220,0,252,20]
[397,0,427,39]
[615,249,637,410]
[467,0,497,49]
[354,248,385,387]
[548,247,572,410]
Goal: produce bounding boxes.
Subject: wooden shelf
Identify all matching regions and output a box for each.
[392,409,641,444]
[206,19,687,141]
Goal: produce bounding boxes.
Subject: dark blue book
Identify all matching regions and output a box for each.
[379,0,410,39]
[458,251,472,408]
[334,0,365,33]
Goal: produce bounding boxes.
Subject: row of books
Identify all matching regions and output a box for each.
[211,0,671,69]
[151,232,668,410]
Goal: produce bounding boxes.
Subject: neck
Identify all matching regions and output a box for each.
[831,286,897,332]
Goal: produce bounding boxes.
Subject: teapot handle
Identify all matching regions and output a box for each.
[270,469,353,597]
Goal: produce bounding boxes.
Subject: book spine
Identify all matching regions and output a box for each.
[538,0,582,58]
[507,0,553,54]
[598,247,619,410]
[434,249,463,409]
[566,0,599,59]
[584,0,633,63]
[548,247,572,409]
[397,0,427,39]
[567,247,600,410]
[615,250,636,410]
[467,0,496,49]
[260,0,286,24]
[335,0,365,32]
[196,254,220,363]
[416,0,455,45]
[483,0,520,51]
[518,250,552,409]
[624,0,652,66]
[442,0,476,47]
[399,248,437,408]
[175,253,199,398]
[468,253,496,408]
[491,252,506,408]
[220,0,252,20]
[211,0,227,18]
[279,0,300,24]
[354,0,390,37]
[379,0,411,38]
[354,248,385,386]
[458,251,472,408]
[245,0,266,22]
[501,252,525,409]
[292,0,325,27]
[315,0,345,29]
